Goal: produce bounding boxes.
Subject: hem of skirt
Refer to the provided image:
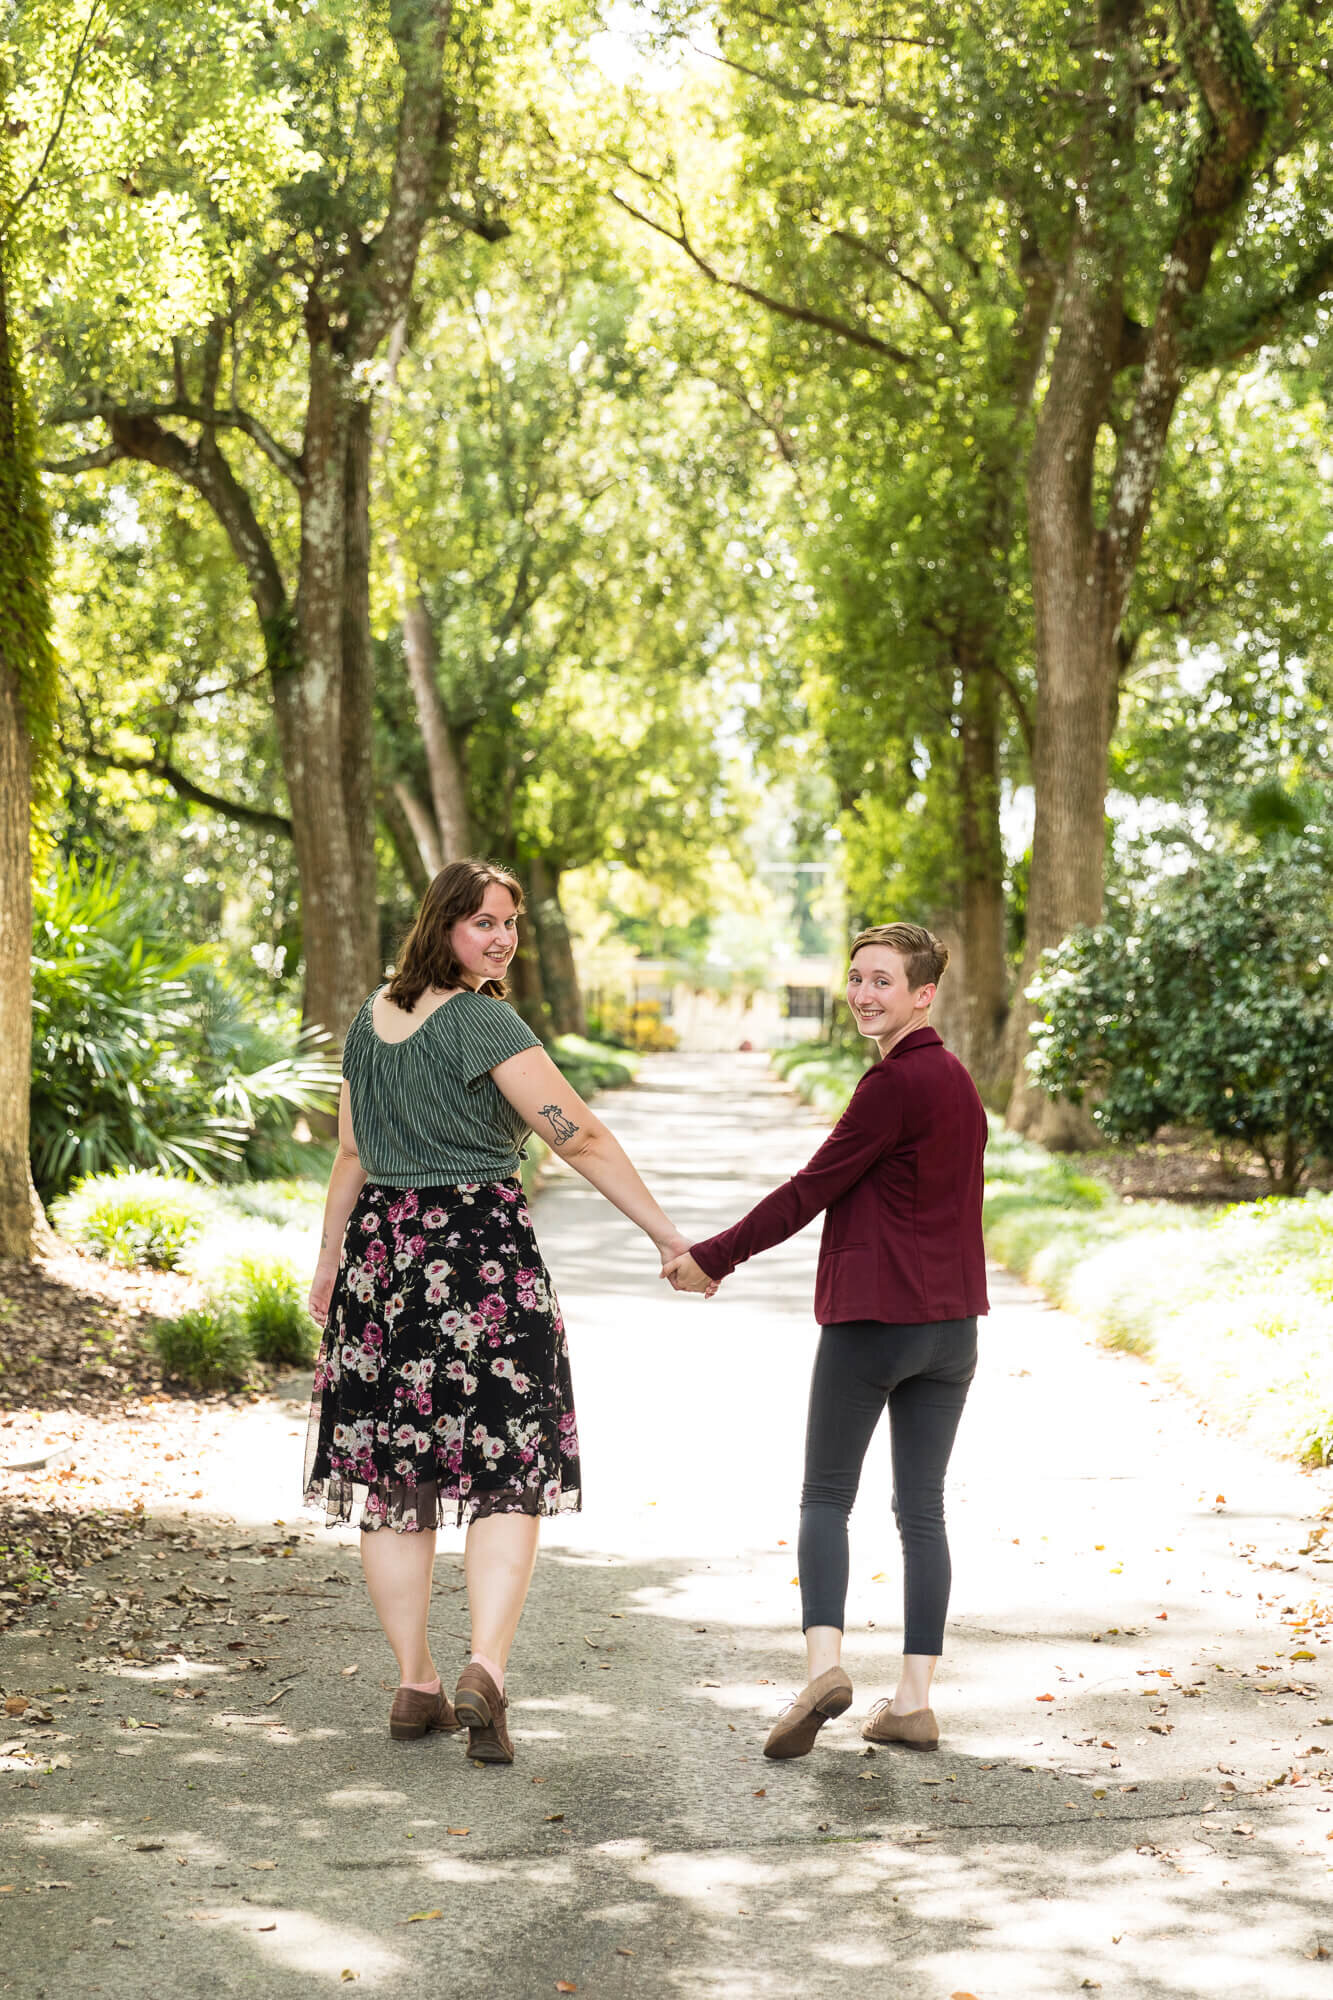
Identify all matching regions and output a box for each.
[302,1480,581,1532]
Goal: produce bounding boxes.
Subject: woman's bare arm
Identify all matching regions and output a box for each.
[308,1082,368,1324]
[490,1046,688,1266]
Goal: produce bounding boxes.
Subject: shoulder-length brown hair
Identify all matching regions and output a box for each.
[385,859,525,1011]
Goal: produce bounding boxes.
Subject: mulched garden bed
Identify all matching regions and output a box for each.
[1062,1127,1333,1207]
[0,1248,237,1628]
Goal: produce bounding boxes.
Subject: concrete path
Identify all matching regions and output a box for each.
[2,1052,1332,1999]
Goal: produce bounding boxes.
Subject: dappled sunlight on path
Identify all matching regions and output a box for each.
[1,1053,1330,1997]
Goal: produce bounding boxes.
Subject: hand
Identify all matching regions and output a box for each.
[656,1231,690,1279]
[308,1263,337,1327]
[663,1250,719,1298]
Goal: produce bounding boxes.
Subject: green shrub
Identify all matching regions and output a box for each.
[30,856,339,1198]
[1027,831,1333,1193]
[228,1254,317,1369]
[552,1034,636,1100]
[53,1171,215,1270]
[152,1303,254,1391]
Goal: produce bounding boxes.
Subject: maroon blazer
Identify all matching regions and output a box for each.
[690,1027,989,1326]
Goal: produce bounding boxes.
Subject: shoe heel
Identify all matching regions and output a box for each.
[816,1687,853,1720]
[390,1719,427,1741]
[454,1690,491,1730]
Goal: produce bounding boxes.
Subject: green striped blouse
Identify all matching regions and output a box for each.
[340,989,542,1187]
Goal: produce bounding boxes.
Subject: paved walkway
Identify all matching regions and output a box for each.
[2,1052,1331,1998]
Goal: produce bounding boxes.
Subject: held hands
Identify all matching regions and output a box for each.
[662,1250,719,1298]
[654,1231,720,1298]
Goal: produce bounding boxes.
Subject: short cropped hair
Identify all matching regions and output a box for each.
[850,922,949,991]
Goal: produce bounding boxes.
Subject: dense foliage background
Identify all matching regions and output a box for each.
[3,0,1332,1248]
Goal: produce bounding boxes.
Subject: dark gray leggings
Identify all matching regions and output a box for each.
[798,1317,977,1654]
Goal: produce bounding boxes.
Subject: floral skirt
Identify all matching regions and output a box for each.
[303,1177,581,1531]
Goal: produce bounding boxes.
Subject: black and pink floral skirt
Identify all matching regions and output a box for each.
[303,1178,581,1532]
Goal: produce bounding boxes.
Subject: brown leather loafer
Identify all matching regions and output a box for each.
[388,1684,460,1742]
[762,1666,853,1760]
[860,1701,939,1750]
[454,1662,514,1765]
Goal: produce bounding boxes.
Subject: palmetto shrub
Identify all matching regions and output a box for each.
[31,856,339,1198]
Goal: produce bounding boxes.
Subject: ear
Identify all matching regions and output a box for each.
[914,981,937,1011]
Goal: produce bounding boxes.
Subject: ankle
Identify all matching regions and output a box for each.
[401,1673,440,1693]
[468,1650,505,1691]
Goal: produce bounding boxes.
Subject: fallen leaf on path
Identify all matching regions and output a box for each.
[951,1992,979,1999]
[406,1911,442,1924]
[544,1813,564,1823]
[340,1973,358,1983]
[447,1828,470,1837]
[616,1947,633,1957]
[1156,1613,1168,1621]
[1232,1822,1254,1836]
[248,1860,277,1871]
[1291,1651,1316,1662]
[752,1789,766,1798]
[134,1840,165,1852]
[1035,1693,1055,1702]
[555,1984,578,1994]
[259,1923,277,1933]
[3,1697,28,1717]
[341,1665,359,1677]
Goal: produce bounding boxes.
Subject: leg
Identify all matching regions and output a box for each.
[360,1525,439,1688]
[463,1508,540,1690]
[798,1324,892,1678]
[886,1320,977,1711]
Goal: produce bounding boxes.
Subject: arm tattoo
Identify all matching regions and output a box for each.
[541,1103,580,1146]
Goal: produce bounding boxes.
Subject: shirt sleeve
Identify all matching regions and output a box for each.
[456,995,543,1088]
[340,1000,369,1083]
[690,1064,904,1281]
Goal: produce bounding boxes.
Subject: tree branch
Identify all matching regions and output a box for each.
[41,442,125,474]
[48,395,304,485]
[80,744,292,835]
[981,660,1035,755]
[1107,0,1274,590]
[350,0,459,363]
[439,200,511,243]
[822,223,956,328]
[692,40,931,127]
[609,188,924,372]
[6,0,107,224]
[1186,236,1333,365]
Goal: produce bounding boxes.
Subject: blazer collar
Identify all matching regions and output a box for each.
[886,1026,942,1061]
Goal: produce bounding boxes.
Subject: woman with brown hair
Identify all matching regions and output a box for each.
[304,858,687,1761]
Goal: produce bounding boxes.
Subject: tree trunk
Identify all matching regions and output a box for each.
[529,856,585,1037]
[1006,200,1127,1145]
[400,592,472,863]
[272,347,382,1041]
[508,916,555,1042]
[386,780,441,886]
[0,251,41,1261]
[955,664,1009,1098]
[0,658,32,1261]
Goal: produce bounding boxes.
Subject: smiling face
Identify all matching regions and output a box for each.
[450,883,519,988]
[845,944,936,1052]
